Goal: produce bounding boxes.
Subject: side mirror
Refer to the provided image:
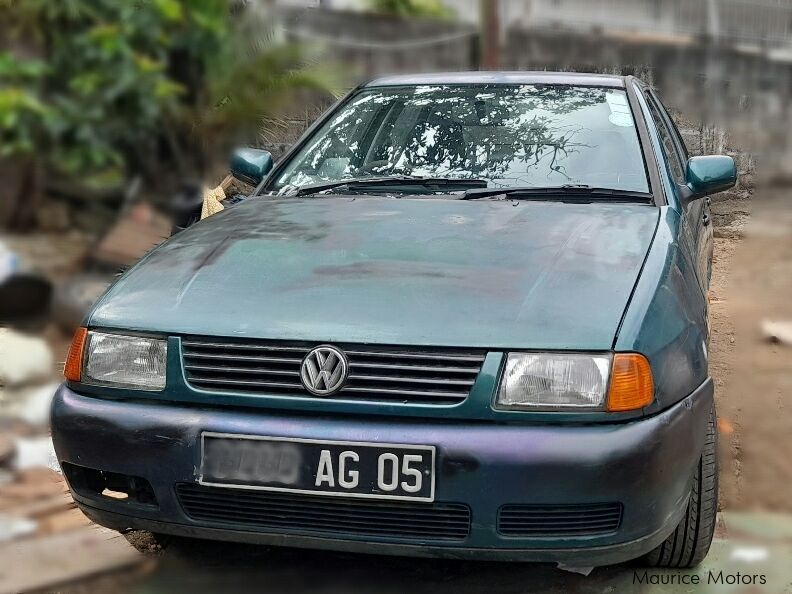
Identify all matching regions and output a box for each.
[230,148,273,186]
[685,155,737,197]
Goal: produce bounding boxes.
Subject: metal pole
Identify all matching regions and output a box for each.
[480,0,500,70]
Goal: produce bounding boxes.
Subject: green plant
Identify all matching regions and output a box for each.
[0,53,52,157]
[166,2,341,178]
[367,0,452,19]
[0,0,340,195]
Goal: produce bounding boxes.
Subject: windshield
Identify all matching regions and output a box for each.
[270,84,649,195]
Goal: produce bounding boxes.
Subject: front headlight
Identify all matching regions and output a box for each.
[81,331,167,390]
[497,353,611,409]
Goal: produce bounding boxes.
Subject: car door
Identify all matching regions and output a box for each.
[643,90,712,295]
[651,91,714,290]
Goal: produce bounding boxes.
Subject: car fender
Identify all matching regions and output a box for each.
[614,206,709,413]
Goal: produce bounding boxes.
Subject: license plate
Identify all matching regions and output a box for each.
[199,433,436,502]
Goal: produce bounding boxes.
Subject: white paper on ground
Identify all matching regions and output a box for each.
[556,564,594,576]
[0,329,54,387]
[13,436,61,473]
[0,514,37,543]
[1,383,59,426]
[731,546,769,562]
[761,320,792,346]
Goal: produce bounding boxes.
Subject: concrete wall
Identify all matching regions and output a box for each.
[277,0,792,49]
[270,7,787,180]
[281,8,476,80]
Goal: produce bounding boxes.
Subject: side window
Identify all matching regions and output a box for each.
[651,91,689,160]
[645,93,686,183]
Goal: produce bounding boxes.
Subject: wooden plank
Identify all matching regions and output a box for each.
[0,526,143,594]
[0,492,75,519]
[37,507,92,535]
[0,477,66,503]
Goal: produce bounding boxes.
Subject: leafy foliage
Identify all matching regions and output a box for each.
[0,0,340,189]
[0,53,52,157]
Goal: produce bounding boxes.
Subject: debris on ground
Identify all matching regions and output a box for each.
[11,436,60,472]
[93,202,171,269]
[555,564,594,576]
[0,327,60,480]
[0,299,118,593]
[0,524,144,594]
[1,382,60,427]
[0,513,37,543]
[718,417,736,436]
[761,319,792,346]
[0,242,53,326]
[1,202,162,592]
[35,200,71,233]
[0,467,65,501]
[1,231,91,282]
[0,435,13,465]
[730,545,769,562]
[0,328,54,387]
[0,456,145,593]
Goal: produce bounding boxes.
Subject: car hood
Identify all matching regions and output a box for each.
[90,197,659,349]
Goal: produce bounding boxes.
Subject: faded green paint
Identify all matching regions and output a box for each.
[88,196,659,350]
[55,74,740,567]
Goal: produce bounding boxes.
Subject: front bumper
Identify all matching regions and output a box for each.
[51,379,713,566]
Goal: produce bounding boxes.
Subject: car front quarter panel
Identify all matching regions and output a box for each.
[615,207,709,413]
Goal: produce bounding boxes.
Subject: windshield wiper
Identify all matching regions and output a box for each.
[460,184,652,202]
[291,176,489,197]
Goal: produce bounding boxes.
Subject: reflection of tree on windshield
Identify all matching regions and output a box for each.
[359,86,603,184]
[275,85,646,192]
[502,115,585,183]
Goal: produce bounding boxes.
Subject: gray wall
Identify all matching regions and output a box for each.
[277,0,792,50]
[272,7,792,180]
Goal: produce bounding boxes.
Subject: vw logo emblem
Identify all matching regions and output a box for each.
[300,345,348,396]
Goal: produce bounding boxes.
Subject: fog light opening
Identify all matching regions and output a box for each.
[62,462,158,508]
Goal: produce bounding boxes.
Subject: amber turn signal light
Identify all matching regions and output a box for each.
[64,327,88,382]
[607,353,654,412]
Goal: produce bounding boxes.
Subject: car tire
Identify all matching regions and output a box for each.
[643,403,718,568]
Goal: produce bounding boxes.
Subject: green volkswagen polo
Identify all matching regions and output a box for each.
[53,72,736,567]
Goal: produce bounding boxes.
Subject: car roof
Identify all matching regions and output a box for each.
[365,71,627,89]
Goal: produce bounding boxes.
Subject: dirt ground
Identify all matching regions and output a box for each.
[712,188,792,514]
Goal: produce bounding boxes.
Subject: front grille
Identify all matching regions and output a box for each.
[176,483,471,541]
[497,503,623,537]
[181,338,485,404]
